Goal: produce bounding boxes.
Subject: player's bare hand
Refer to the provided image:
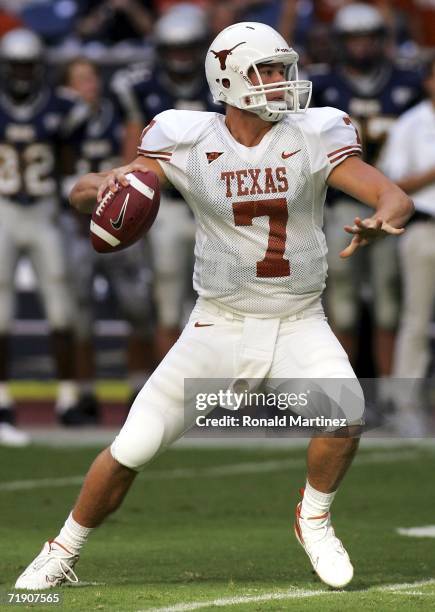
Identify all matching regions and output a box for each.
[96,162,147,202]
[340,216,405,258]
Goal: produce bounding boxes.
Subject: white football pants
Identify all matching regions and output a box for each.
[111,298,364,470]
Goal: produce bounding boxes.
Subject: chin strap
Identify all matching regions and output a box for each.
[253,102,287,123]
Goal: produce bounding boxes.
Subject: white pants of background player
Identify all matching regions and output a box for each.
[393,221,435,417]
[0,200,74,332]
[111,298,364,471]
[149,196,196,328]
[326,199,399,331]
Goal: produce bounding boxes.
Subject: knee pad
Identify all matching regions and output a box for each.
[327,287,359,331]
[110,403,166,471]
[374,299,399,331]
[373,282,400,330]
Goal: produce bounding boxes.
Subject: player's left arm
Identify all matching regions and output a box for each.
[327,156,414,258]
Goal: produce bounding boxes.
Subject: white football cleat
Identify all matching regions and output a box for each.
[0,423,30,447]
[294,497,354,588]
[15,540,79,590]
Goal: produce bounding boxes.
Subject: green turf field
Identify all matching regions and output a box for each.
[1,442,435,610]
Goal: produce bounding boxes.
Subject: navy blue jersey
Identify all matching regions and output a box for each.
[70,96,123,175]
[308,63,422,165]
[0,87,88,206]
[111,63,222,126]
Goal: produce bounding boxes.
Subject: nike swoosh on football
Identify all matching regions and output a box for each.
[110,193,130,230]
[281,149,301,159]
[194,322,214,327]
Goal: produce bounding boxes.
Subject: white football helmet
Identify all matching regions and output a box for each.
[333,3,387,71]
[0,28,45,99]
[205,22,311,122]
[154,3,209,76]
[333,3,386,36]
[0,28,44,62]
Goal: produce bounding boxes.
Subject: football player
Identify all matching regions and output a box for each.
[61,57,155,416]
[307,3,421,381]
[112,3,223,360]
[378,55,435,436]
[15,22,413,589]
[0,29,90,441]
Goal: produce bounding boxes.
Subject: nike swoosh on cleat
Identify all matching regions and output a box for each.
[194,322,214,327]
[281,149,301,159]
[110,193,130,230]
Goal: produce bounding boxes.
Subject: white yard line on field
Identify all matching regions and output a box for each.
[144,588,334,611]
[143,578,435,611]
[0,448,427,492]
[396,525,435,538]
[68,581,106,588]
[376,578,435,591]
[389,591,434,596]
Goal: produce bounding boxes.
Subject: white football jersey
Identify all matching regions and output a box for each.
[138,107,361,317]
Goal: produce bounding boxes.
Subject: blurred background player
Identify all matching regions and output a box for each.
[307,3,421,389]
[112,3,223,360]
[61,57,156,416]
[0,29,90,443]
[379,55,435,435]
[76,0,153,48]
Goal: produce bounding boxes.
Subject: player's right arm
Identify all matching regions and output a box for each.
[70,156,168,214]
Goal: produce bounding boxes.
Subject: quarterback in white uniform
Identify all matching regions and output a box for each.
[15,23,413,590]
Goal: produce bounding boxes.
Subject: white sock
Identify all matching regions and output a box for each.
[55,382,79,414]
[377,376,393,403]
[55,512,93,555]
[0,383,13,407]
[301,480,336,519]
[300,481,336,543]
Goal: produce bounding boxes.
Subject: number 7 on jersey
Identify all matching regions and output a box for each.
[232,198,290,278]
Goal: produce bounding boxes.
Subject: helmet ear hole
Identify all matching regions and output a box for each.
[222,78,231,89]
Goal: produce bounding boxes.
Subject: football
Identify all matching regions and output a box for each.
[90,170,160,253]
